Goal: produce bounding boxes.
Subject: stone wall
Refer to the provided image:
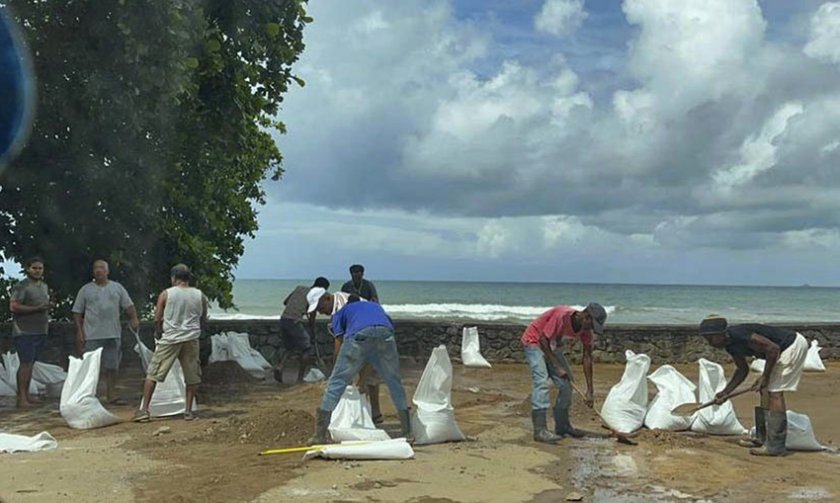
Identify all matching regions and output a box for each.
[3,320,840,369]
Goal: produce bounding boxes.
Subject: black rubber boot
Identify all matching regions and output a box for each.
[308,408,332,445]
[738,406,766,447]
[554,402,585,438]
[398,409,415,444]
[532,409,562,443]
[750,410,787,456]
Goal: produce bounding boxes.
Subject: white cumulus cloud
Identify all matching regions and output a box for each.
[535,0,588,36]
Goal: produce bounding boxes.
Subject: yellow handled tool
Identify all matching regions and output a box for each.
[259,445,325,456]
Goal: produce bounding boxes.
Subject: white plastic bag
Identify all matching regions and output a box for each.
[747,410,824,451]
[303,438,414,461]
[60,348,121,430]
[0,431,58,453]
[208,332,270,379]
[303,368,326,382]
[749,358,765,373]
[0,352,46,396]
[601,350,650,434]
[644,365,696,431]
[691,358,747,435]
[411,345,465,445]
[804,339,826,372]
[329,385,390,442]
[133,333,197,417]
[461,326,491,368]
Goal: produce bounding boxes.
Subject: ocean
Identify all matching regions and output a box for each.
[209,279,840,325]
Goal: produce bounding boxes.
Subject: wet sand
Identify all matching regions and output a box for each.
[1,359,839,502]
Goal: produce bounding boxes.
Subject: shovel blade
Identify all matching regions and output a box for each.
[670,402,701,416]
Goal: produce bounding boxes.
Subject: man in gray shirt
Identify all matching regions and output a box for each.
[9,257,51,408]
[276,277,329,383]
[72,260,139,405]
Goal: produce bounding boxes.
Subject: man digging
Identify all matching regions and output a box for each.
[521,303,607,443]
[699,315,808,456]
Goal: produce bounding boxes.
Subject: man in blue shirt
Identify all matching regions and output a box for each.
[308,300,412,444]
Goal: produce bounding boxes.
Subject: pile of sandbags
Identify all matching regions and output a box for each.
[0,352,67,398]
[208,332,272,379]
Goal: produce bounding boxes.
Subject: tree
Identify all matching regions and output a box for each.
[0,1,309,318]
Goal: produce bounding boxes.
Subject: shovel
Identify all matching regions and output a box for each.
[259,440,374,456]
[569,380,638,446]
[670,387,752,417]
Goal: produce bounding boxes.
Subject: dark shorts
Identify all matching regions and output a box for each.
[14,334,47,364]
[84,338,122,371]
[279,318,314,355]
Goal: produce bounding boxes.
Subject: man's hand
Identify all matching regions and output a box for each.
[129,317,140,331]
[585,389,594,408]
[751,376,768,392]
[713,390,728,405]
[75,330,85,356]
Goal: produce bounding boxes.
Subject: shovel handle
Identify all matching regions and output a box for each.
[692,386,753,413]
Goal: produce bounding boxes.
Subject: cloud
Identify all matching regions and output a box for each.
[535,0,588,37]
[804,2,840,64]
[253,0,840,284]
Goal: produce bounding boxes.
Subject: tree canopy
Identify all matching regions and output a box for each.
[0,0,310,318]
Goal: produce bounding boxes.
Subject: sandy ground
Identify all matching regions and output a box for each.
[1,357,840,503]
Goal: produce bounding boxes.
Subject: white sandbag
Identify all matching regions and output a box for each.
[60,348,121,430]
[303,368,326,382]
[601,350,650,434]
[329,385,390,442]
[411,345,465,445]
[0,431,58,453]
[644,365,696,431]
[303,439,414,461]
[785,410,824,451]
[461,326,491,368]
[804,339,826,372]
[691,358,747,435]
[749,358,765,373]
[209,332,270,379]
[33,361,68,398]
[133,333,197,417]
[0,376,15,396]
[1,352,46,396]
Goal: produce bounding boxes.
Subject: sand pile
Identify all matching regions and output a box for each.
[632,428,704,448]
[195,409,314,447]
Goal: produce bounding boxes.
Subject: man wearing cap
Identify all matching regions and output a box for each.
[698,316,808,457]
[307,298,412,445]
[521,303,607,443]
[275,277,329,383]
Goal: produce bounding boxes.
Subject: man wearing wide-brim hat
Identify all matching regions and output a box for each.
[698,315,808,456]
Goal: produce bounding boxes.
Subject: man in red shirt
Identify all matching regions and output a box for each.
[522,303,607,443]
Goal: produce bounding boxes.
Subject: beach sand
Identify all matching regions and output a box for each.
[1,359,839,502]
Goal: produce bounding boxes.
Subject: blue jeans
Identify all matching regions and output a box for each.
[321,326,408,412]
[524,345,574,411]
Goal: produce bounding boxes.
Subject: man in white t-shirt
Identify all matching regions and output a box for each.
[133,264,207,422]
[72,260,139,405]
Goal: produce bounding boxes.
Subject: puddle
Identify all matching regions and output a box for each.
[787,486,833,500]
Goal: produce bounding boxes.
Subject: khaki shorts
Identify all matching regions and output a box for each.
[768,333,808,392]
[147,339,201,386]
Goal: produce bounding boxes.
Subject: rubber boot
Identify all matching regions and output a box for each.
[554,402,585,438]
[307,408,332,446]
[532,409,562,444]
[738,407,766,448]
[750,410,787,456]
[398,409,415,444]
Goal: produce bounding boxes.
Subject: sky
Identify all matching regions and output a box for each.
[235,0,840,286]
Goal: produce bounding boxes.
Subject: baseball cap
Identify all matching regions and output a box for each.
[586,302,607,335]
[699,315,728,335]
[306,287,326,313]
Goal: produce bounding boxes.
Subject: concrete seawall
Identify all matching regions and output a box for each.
[3,319,839,368]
